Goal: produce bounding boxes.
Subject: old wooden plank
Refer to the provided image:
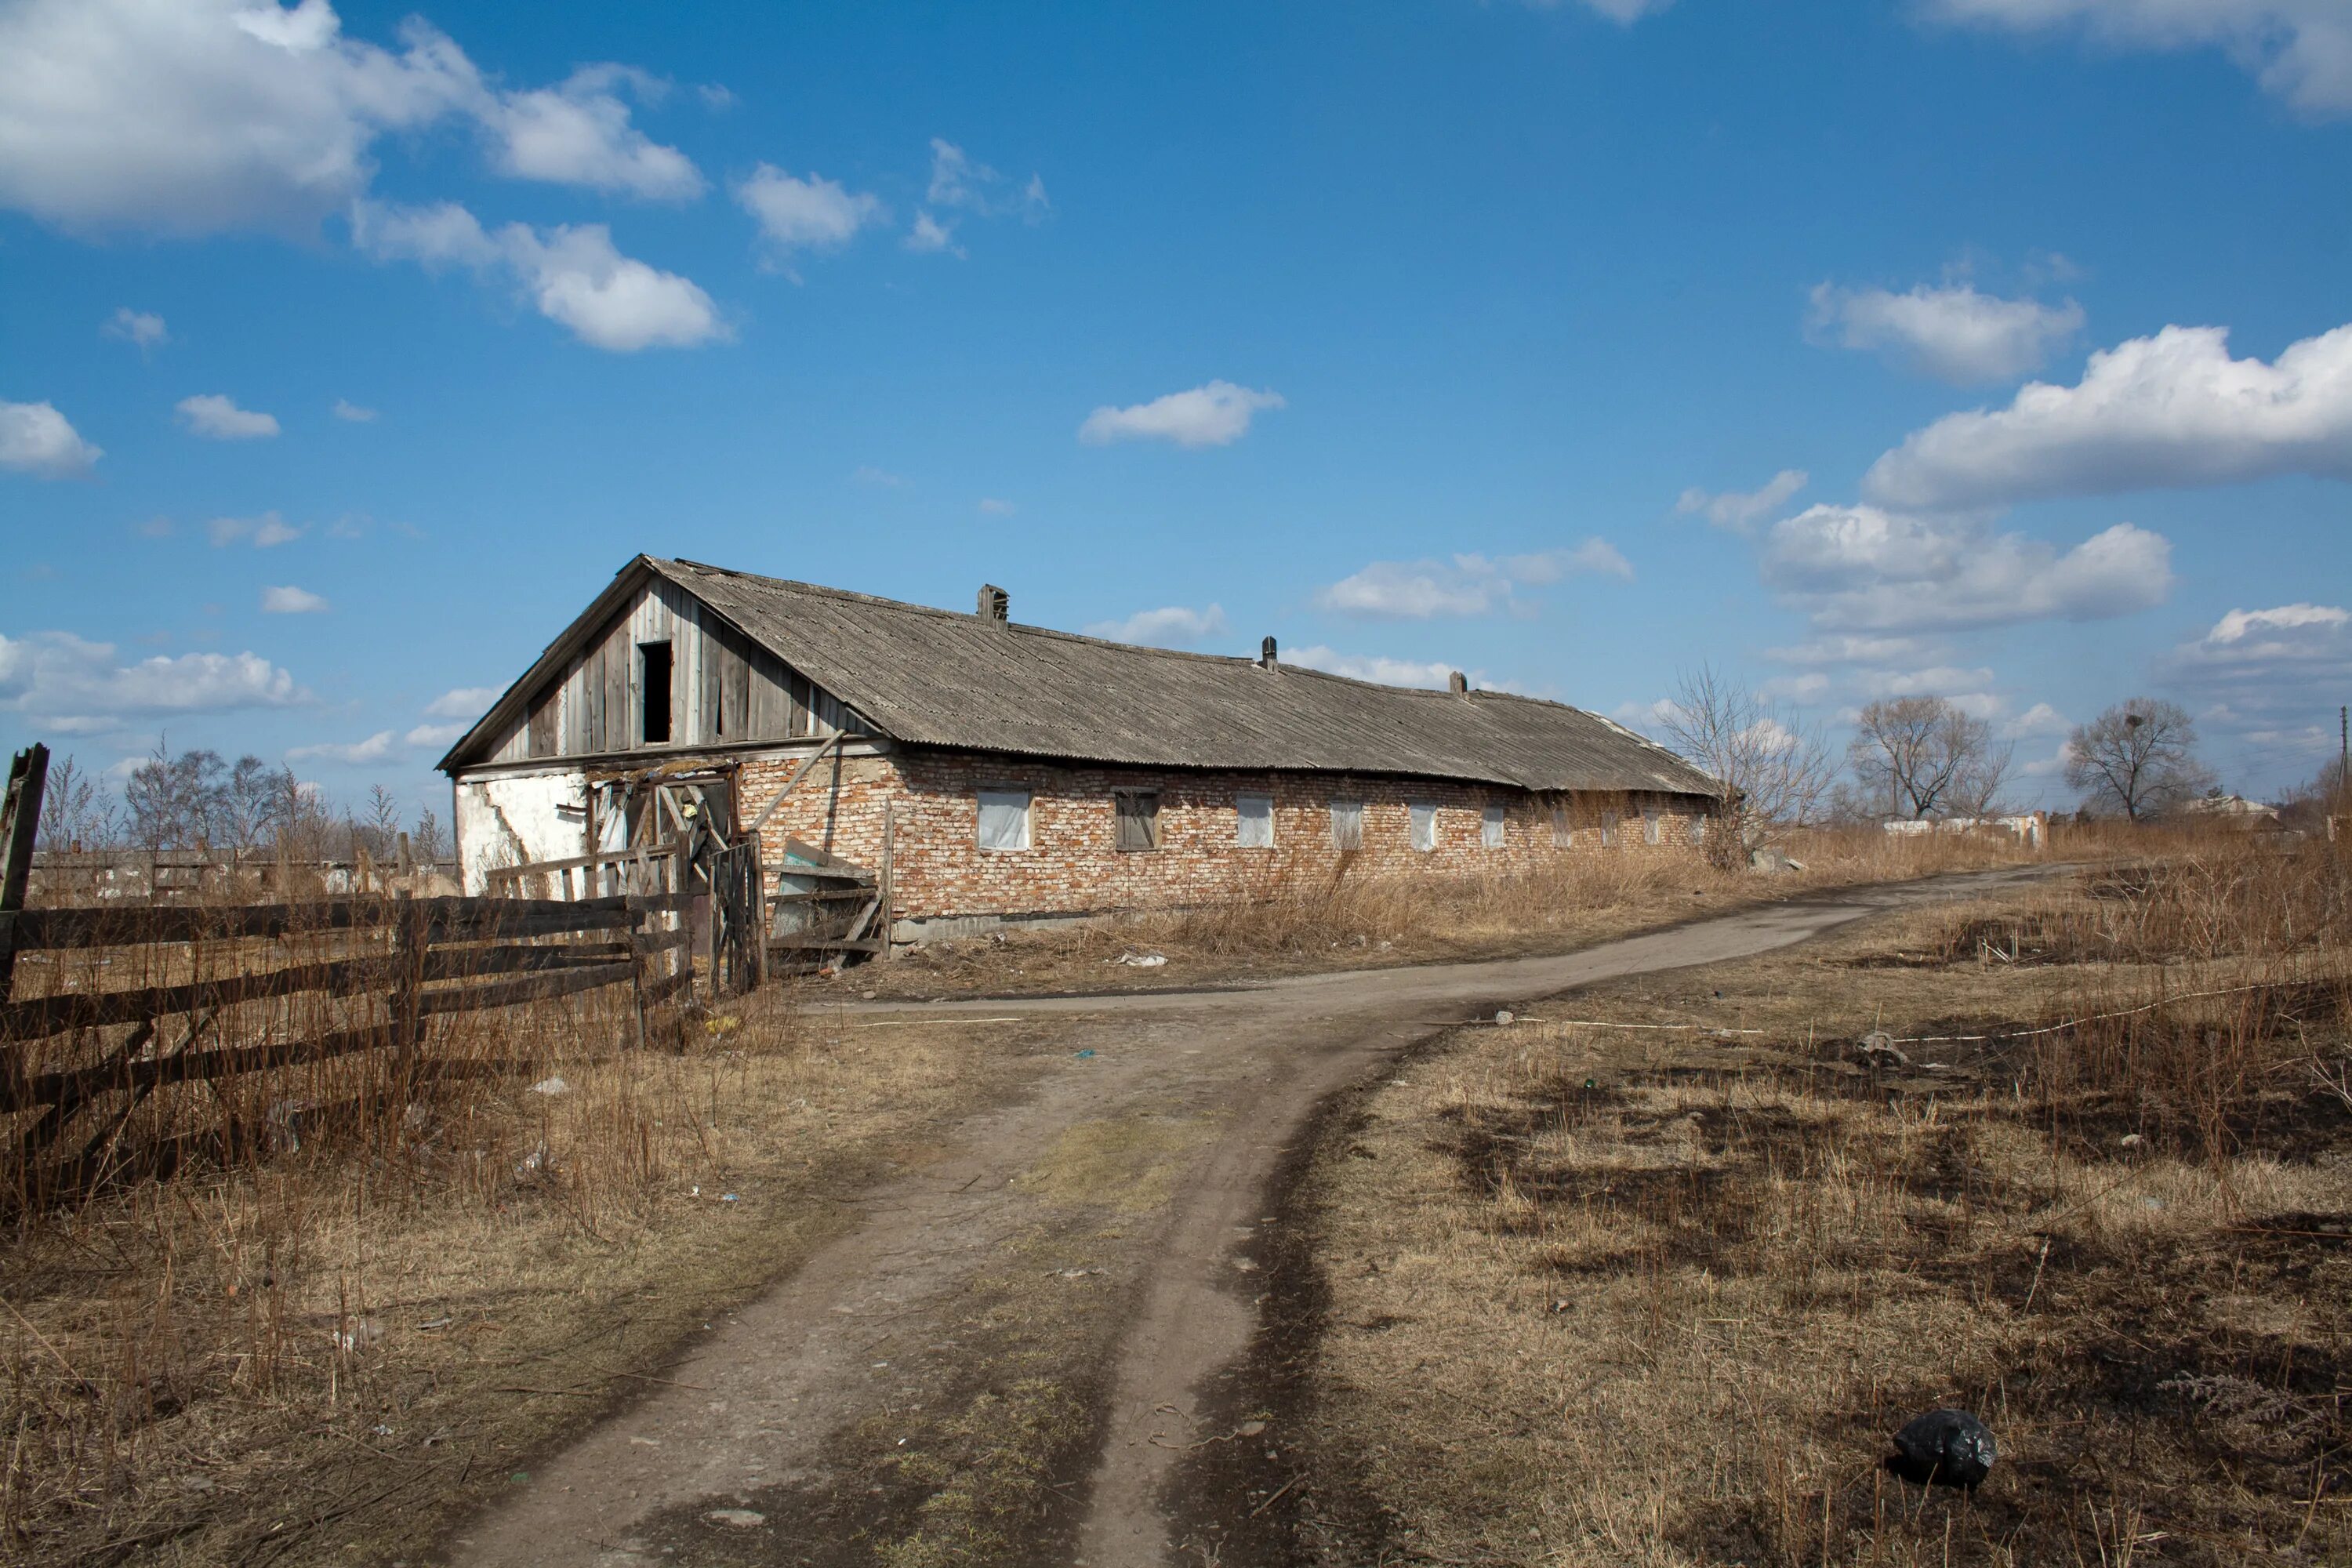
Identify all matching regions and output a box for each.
[0,743,50,1004]
[766,934,885,954]
[741,732,844,838]
[3,1022,395,1115]
[417,960,637,1017]
[1,954,393,1040]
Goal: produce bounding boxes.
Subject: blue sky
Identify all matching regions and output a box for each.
[4,0,2350,822]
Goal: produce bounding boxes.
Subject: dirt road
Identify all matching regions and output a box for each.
[443,867,2055,1568]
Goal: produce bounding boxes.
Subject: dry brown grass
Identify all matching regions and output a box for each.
[862,828,2046,999]
[1277,833,2352,1566]
[0,975,1048,1566]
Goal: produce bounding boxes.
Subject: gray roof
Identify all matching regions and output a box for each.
[626,557,1717,797]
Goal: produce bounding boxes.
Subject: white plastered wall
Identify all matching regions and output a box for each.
[454,768,590,894]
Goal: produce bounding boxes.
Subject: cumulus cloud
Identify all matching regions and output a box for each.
[0,630,304,733]
[287,729,397,764]
[1082,604,1232,648]
[209,511,303,547]
[1283,646,1464,689]
[925,137,1048,218]
[1318,541,1632,619]
[176,393,279,439]
[1926,0,2352,119]
[1806,281,2082,383]
[2165,601,2352,775]
[331,397,377,422]
[735,165,884,267]
[353,200,725,351]
[1079,381,1285,448]
[102,307,168,351]
[1675,468,1807,532]
[261,584,328,613]
[1761,504,2172,631]
[480,64,702,199]
[404,720,466,748]
[1863,322,2352,510]
[425,686,498,718]
[0,399,102,477]
[905,210,961,256]
[2007,702,2071,738]
[0,0,700,236]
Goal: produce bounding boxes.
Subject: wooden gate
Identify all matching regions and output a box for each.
[706,840,763,995]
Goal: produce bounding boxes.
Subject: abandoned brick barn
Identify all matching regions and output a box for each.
[436,556,1722,947]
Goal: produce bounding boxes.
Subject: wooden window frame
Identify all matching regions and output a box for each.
[1481,804,1507,850]
[1328,799,1364,851]
[976,789,1033,852]
[1114,789,1161,852]
[1235,792,1276,848]
[1409,802,1439,852]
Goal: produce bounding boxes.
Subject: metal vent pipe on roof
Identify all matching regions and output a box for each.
[978,584,1009,626]
[1261,636,1278,669]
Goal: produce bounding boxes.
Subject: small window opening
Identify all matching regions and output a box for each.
[978,789,1032,851]
[1329,799,1364,851]
[1643,811,1661,847]
[1550,803,1572,848]
[1482,804,1507,850]
[1600,810,1620,848]
[1115,789,1161,851]
[1410,803,1439,852]
[639,642,673,746]
[1236,793,1275,848]
[1691,815,1708,844]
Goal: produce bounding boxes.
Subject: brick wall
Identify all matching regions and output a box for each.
[736,745,1713,923]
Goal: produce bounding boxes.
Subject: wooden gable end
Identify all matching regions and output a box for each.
[479,575,850,764]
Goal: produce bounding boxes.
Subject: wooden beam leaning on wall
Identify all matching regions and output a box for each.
[0,743,51,1005]
[741,729,846,840]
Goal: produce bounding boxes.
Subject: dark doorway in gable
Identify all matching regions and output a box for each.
[640,641,673,745]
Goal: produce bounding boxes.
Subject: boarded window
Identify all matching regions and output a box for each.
[1236,793,1275,848]
[1410,803,1438,852]
[1600,811,1620,848]
[639,642,673,745]
[1643,811,1661,846]
[1115,789,1160,851]
[1550,804,1572,848]
[977,789,1031,851]
[1329,799,1364,851]
[1482,804,1506,849]
[1690,815,1708,844]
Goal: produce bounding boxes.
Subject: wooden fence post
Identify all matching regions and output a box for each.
[390,892,426,1092]
[0,743,51,1006]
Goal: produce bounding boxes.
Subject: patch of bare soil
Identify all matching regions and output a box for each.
[1191,866,2352,1566]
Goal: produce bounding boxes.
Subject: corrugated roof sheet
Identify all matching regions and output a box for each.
[639,557,1718,797]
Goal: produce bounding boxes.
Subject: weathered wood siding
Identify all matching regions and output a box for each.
[482,578,848,764]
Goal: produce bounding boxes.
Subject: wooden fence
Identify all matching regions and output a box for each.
[0,745,695,1205]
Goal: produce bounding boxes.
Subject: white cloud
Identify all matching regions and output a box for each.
[1525,0,1675,20]
[1927,0,2352,118]
[696,83,734,111]
[0,630,304,732]
[735,165,884,265]
[1319,541,1632,619]
[481,64,702,199]
[332,397,377,422]
[404,720,466,748]
[1083,604,1232,648]
[287,729,397,764]
[354,200,726,351]
[1806,281,2082,383]
[0,0,699,237]
[102,307,168,351]
[2165,601,2352,777]
[261,584,328,613]
[926,137,1048,218]
[1284,645,1464,689]
[2209,602,2349,644]
[426,685,499,718]
[905,211,961,256]
[977,497,1016,516]
[852,466,906,487]
[2007,702,2071,738]
[1765,633,1933,666]
[1864,321,2352,510]
[1675,468,1807,532]
[0,399,102,477]
[1762,504,2172,631]
[209,511,303,547]
[1079,381,1285,448]
[176,393,279,440]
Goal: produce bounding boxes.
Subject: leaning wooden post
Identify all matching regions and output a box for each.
[0,743,51,1007]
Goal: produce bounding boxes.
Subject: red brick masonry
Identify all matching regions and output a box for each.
[738,746,1713,924]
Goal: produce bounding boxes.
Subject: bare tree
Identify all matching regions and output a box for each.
[412,806,452,862]
[35,753,123,851]
[1657,664,1834,854]
[266,764,335,859]
[356,784,402,858]
[2065,699,2216,821]
[220,754,278,852]
[1846,697,2012,820]
[124,742,229,851]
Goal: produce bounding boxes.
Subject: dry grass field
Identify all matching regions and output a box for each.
[1249,836,2352,1567]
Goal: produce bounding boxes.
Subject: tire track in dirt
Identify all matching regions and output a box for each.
[440,868,2057,1567]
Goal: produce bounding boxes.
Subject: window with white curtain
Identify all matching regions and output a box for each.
[976,789,1032,851]
[1643,811,1661,846]
[1482,804,1506,849]
[1410,803,1438,851]
[1690,815,1708,844]
[1236,793,1275,848]
[1550,803,1572,848]
[1600,810,1620,848]
[1329,800,1364,851]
